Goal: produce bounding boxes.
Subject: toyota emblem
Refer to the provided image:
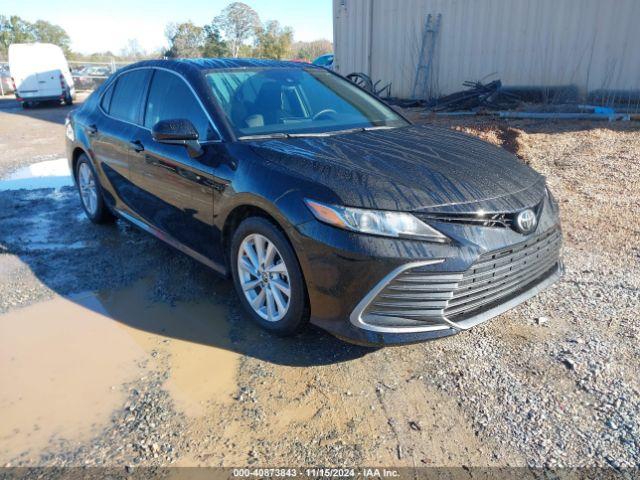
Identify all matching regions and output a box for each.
[515,209,537,234]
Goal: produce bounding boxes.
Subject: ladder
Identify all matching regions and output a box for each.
[411,13,442,101]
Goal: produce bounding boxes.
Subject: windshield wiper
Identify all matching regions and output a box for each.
[237,133,291,141]
[288,127,366,138]
[363,125,396,131]
[289,126,398,137]
[239,126,396,141]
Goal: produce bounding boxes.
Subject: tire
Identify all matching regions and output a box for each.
[64,92,73,106]
[75,154,115,224]
[230,217,309,335]
[21,101,30,109]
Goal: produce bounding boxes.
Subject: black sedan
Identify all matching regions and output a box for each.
[65,59,562,345]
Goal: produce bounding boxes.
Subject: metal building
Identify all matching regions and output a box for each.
[333,0,640,100]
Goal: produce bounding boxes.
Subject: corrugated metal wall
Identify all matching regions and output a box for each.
[333,0,640,99]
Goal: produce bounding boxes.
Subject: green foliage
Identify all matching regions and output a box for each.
[32,20,71,53]
[0,4,329,63]
[165,22,205,58]
[291,39,333,61]
[236,43,255,58]
[0,15,72,58]
[254,20,293,60]
[202,25,230,58]
[0,15,33,49]
[0,15,71,58]
[212,2,260,57]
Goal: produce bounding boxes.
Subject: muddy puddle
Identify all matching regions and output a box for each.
[93,280,240,415]
[0,279,239,462]
[2,208,92,252]
[0,158,73,191]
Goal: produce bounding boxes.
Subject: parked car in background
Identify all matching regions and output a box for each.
[8,43,75,108]
[0,65,14,95]
[74,65,112,90]
[312,53,334,69]
[65,59,562,345]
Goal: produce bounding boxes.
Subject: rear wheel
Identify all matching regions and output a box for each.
[75,154,115,224]
[230,217,309,335]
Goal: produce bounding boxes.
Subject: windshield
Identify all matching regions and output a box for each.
[204,67,408,138]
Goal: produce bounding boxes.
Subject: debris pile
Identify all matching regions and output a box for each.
[428,80,520,112]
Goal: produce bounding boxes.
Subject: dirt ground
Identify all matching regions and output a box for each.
[0,96,638,469]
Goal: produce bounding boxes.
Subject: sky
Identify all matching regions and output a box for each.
[7,0,334,54]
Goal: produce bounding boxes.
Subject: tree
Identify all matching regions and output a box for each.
[165,22,204,58]
[32,20,71,54]
[120,38,146,60]
[212,2,260,57]
[254,20,293,60]
[0,15,36,58]
[202,25,229,58]
[236,43,255,58]
[0,16,72,59]
[292,39,333,61]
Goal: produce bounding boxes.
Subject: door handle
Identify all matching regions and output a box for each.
[87,124,98,136]
[130,140,145,152]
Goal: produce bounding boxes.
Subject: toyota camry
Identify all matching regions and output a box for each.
[65,59,562,345]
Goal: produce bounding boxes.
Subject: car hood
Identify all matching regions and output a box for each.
[249,125,545,213]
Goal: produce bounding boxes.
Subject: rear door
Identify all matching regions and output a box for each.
[89,69,151,208]
[35,70,62,97]
[9,59,39,98]
[16,72,40,97]
[128,68,222,261]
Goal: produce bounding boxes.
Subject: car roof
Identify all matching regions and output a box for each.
[123,58,315,74]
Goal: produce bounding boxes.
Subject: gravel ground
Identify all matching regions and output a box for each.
[0,101,638,469]
[420,117,640,468]
[0,95,86,178]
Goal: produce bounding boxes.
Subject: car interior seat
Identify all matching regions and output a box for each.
[250,81,284,126]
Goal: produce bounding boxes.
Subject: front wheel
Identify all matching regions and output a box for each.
[230,217,309,335]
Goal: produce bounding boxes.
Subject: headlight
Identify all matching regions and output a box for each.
[65,118,75,141]
[304,199,448,242]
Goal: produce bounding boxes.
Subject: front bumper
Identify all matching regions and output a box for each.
[292,200,562,346]
[348,260,563,345]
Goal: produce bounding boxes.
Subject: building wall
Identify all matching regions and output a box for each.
[333,0,640,99]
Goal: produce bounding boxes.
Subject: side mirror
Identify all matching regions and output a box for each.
[152,119,203,157]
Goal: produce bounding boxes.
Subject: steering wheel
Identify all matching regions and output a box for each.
[313,109,338,121]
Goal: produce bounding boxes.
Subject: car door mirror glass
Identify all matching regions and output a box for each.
[152,119,203,158]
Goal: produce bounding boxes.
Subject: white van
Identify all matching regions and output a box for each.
[8,43,75,108]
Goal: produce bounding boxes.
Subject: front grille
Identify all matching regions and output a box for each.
[361,228,561,328]
[416,211,514,228]
[415,201,544,232]
[445,228,561,319]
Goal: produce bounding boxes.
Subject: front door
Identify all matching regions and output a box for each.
[128,68,223,262]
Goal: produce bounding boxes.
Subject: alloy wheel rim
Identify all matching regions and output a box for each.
[78,163,98,216]
[237,233,291,322]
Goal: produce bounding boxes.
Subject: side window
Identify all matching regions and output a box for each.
[109,70,150,124]
[144,70,217,141]
[100,82,115,113]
